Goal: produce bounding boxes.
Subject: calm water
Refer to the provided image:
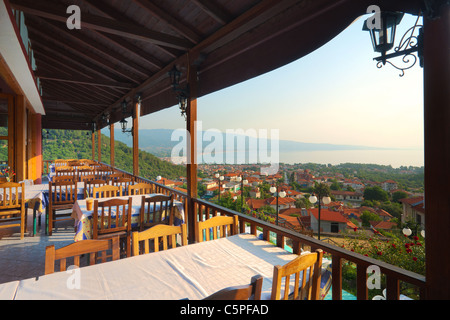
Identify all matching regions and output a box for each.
[279,148,424,168]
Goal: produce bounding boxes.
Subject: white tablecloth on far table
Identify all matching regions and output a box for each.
[13,234,317,300]
[0,280,19,300]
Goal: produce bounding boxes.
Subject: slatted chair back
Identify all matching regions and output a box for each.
[84,179,107,198]
[53,175,76,183]
[140,194,174,231]
[132,224,187,255]
[55,167,75,177]
[44,237,120,274]
[80,174,99,183]
[128,182,154,195]
[271,249,323,300]
[92,197,132,257]
[111,178,134,195]
[49,181,78,207]
[203,275,263,300]
[195,215,239,243]
[77,168,94,181]
[107,173,124,181]
[92,185,122,199]
[0,182,26,239]
[48,181,78,236]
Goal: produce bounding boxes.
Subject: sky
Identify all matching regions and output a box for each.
[135,13,424,151]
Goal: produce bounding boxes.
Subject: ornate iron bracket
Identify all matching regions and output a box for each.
[374,16,423,77]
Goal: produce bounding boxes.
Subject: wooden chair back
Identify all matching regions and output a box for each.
[53,175,76,183]
[128,182,154,195]
[271,249,323,300]
[107,173,124,180]
[92,185,122,198]
[44,237,120,274]
[111,178,134,195]
[92,197,132,257]
[195,215,239,243]
[55,167,75,177]
[140,194,174,231]
[80,174,99,183]
[203,275,263,300]
[77,168,94,181]
[84,179,107,198]
[0,182,26,239]
[49,181,78,207]
[132,224,187,255]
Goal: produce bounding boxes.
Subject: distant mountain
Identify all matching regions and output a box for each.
[105,128,386,160]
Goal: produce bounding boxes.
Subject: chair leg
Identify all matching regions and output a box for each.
[32,209,37,237]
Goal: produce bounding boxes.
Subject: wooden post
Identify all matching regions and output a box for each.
[91,129,95,161]
[186,64,198,243]
[423,3,450,300]
[132,97,140,176]
[110,123,115,167]
[14,95,26,182]
[29,113,42,184]
[97,126,101,163]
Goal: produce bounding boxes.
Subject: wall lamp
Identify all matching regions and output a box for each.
[168,65,189,120]
[120,100,133,134]
[363,11,423,77]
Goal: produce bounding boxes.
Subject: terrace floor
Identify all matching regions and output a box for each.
[0,208,76,284]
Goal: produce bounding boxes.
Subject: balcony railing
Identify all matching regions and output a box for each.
[45,160,427,300]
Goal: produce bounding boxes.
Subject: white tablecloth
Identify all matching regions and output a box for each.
[0,280,19,300]
[13,234,302,300]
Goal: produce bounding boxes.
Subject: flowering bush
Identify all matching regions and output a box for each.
[342,228,425,276]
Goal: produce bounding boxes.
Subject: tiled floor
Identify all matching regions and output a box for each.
[0,209,76,284]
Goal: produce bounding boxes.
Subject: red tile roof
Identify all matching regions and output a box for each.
[308,208,349,223]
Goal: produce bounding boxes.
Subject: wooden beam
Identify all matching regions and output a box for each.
[10,0,193,50]
[97,127,101,163]
[190,0,233,25]
[14,95,27,182]
[110,123,115,167]
[91,130,95,160]
[131,0,202,43]
[423,3,450,300]
[35,72,134,90]
[132,98,140,176]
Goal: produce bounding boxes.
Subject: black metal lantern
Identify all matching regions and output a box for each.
[363,11,404,57]
[120,118,128,132]
[168,65,182,90]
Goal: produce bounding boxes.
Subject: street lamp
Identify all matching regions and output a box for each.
[309,194,331,240]
[236,176,248,212]
[270,185,286,226]
[215,173,224,202]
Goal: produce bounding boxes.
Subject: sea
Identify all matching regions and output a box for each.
[279,148,424,168]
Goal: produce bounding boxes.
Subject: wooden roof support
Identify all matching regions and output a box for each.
[132,97,140,177]
[186,63,198,243]
[9,0,193,50]
[423,2,450,300]
[110,123,115,167]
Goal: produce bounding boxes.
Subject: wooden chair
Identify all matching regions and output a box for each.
[44,237,120,275]
[92,198,133,257]
[92,185,122,198]
[84,179,107,198]
[271,249,323,300]
[139,194,174,231]
[48,181,78,236]
[55,167,75,178]
[132,224,188,255]
[77,168,94,181]
[195,215,239,243]
[80,174,99,183]
[0,182,26,239]
[128,182,154,195]
[107,173,124,181]
[111,178,134,195]
[203,275,263,300]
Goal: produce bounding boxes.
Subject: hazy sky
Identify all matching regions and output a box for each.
[137,14,424,150]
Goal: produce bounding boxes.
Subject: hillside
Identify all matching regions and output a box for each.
[42,129,186,180]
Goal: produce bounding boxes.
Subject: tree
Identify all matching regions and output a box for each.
[360,210,382,227]
[364,186,389,202]
[392,191,409,203]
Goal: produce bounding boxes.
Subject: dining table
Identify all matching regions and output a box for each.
[5,233,332,300]
[71,194,185,242]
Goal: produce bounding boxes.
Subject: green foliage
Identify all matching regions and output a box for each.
[42,129,186,180]
[363,186,389,202]
[360,210,381,227]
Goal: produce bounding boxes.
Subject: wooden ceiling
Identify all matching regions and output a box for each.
[9,0,422,130]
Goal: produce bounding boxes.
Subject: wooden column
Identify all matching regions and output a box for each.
[91,130,95,161]
[132,98,140,176]
[29,113,42,184]
[423,3,450,300]
[14,95,26,182]
[186,64,198,243]
[110,123,115,167]
[97,126,101,163]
